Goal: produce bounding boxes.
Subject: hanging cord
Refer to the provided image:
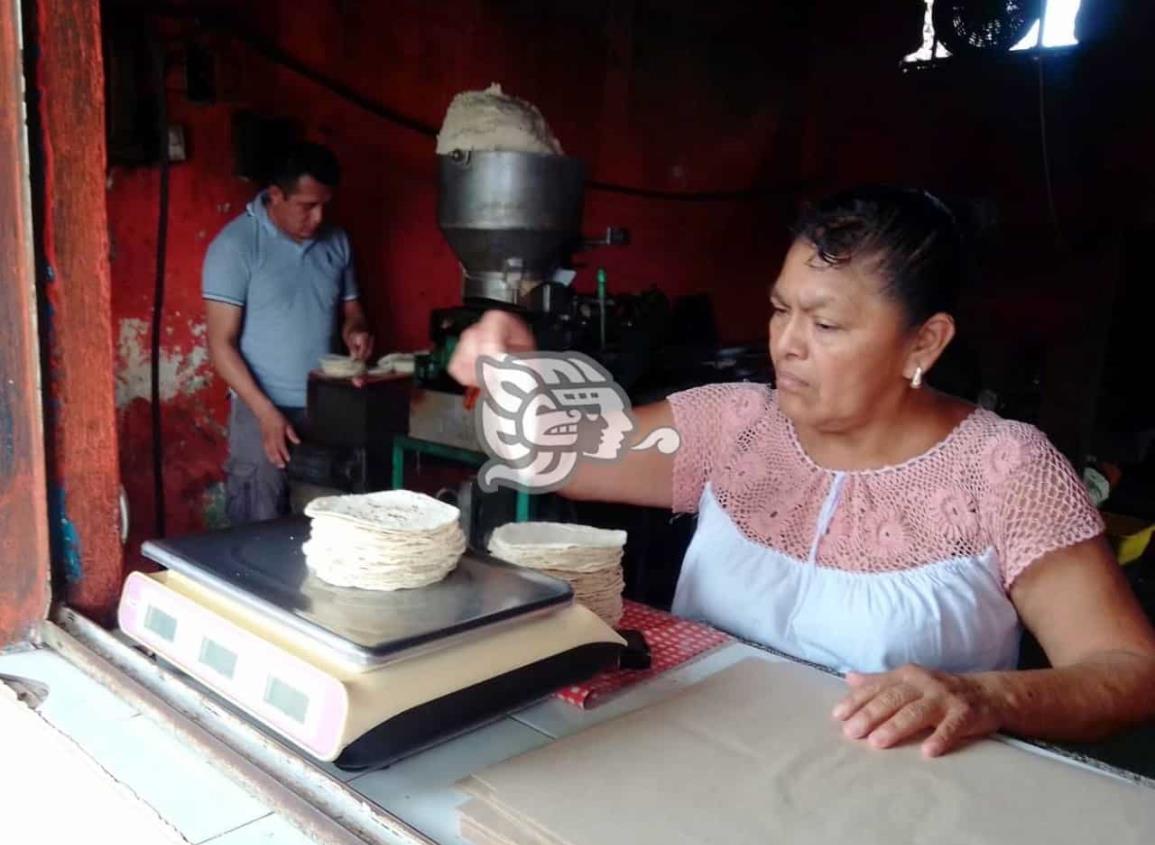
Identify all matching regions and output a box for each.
[1032,2,1065,248]
[230,20,775,202]
[1036,53,1065,248]
[151,36,170,536]
[149,8,781,203]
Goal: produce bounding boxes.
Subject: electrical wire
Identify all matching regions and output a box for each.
[1033,0,1066,249]
[235,20,774,202]
[227,24,440,139]
[151,35,170,537]
[157,9,779,204]
[1036,53,1065,247]
[585,179,781,202]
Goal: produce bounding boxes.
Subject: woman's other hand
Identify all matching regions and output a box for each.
[448,310,537,388]
[832,664,1003,757]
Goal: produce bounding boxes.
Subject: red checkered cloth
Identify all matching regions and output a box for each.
[555,600,732,709]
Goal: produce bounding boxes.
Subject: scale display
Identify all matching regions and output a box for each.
[118,567,625,765]
[265,677,310,723]
[140,517,574,667]
[199,638,237,679]
[144,605,177,641]
[119,570,348,758]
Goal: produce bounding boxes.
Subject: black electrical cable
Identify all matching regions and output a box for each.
[1031,1,1065,249]
[151,37,170,537]
[1036,53,1065,248]
[225,24,440,139]
[227,21,774,202]
[585,179,780,202]
[253,37,778,200]
[150,8,780,204]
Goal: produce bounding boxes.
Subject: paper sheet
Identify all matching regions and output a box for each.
[458,798,564,845]
[460,659,1155,845]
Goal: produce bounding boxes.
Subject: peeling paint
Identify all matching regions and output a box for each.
[0,3,52,642]
[115,317,212,408]
[0,383,14,474]
[202,481,228,529]
[49,487,83,583]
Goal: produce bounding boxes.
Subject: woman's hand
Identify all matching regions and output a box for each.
[832,664,1003,757]
[448,310,537,388]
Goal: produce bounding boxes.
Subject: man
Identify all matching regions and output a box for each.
[203,142,373,524]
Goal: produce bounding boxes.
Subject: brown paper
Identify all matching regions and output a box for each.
[459,659,1155,845]
[459,797,565,845]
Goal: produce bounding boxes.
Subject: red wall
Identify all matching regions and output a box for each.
[110,98,245,552]
[35,0,125,619]
[108,0,792,556]
[108,0,1155,554]
[0,0,50,642]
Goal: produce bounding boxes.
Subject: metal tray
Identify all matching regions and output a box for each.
[141,517,572,668]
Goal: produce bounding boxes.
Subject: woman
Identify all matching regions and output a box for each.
[449,186,1155,757]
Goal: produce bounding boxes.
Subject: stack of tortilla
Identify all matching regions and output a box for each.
[489,522,626,626]
[303,490,465,590]
[317,353,367,378]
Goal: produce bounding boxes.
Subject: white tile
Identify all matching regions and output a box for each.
[80,712,269,843]
[510,643,777,739]
[350,718,552,845]
[205,813,316,845]
[0,647,139,744]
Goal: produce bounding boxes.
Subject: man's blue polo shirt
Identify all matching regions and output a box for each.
[202,193,359,408]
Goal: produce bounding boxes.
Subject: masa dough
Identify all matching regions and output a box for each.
[436,83,564,156]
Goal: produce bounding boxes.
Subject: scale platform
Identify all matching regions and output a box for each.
[121,518,625,768]
[140,517,580,669]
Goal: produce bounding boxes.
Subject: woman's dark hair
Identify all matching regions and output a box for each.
[792,186,964,326]
[271,142,341,195]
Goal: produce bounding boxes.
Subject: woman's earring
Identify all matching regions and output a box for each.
[911,366,923,389]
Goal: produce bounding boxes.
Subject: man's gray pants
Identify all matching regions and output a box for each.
[225,397,308,525]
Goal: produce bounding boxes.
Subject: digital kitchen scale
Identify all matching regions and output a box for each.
[119,518,625,769]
